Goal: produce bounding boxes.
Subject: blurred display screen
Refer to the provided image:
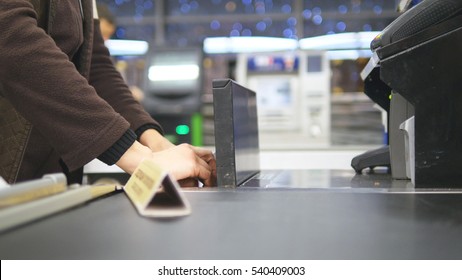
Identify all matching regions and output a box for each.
[255,78,292,111]
[247,55,299,73]
[146,49,201,95]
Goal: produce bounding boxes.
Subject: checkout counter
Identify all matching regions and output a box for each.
[2,0,462,260]
[1,153,462,260]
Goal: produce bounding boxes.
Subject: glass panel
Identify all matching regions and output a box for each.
[113,25,155,41]
[166,0,296,16]
[301,0,399,37]
[166,20,293,46]
[304,18,394,37]
[303,0,398,12]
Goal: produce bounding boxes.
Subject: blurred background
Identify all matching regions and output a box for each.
[97,0,405,150]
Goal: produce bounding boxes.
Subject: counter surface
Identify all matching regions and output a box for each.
[1,170,462,260]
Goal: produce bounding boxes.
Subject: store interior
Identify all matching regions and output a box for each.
[93,0,405,172]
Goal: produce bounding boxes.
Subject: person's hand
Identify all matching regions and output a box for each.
[150,144,216,187]
[116,141,216,187]
[138,129,217,186]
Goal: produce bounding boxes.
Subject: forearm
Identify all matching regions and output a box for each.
[139,129,174,152]
[115,141,153,175]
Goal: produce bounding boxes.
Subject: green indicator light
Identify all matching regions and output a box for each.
[176,125,190,135]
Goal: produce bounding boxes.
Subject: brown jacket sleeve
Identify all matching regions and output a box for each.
[0,0,130,171]
[89,19,163,136]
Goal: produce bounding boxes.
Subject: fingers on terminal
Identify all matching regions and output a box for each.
[178,144,216,186]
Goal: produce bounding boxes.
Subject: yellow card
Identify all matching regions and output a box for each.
[124,160,191,218]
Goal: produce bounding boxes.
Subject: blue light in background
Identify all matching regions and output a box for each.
[287,17,297,27]
[302,9,312,19]
[255,2,265,14]
[242,29,252,36]
[230,29,240,36]
[338,5,348,14]
[233,22,243,31]
[281,4,291,13]
[256,21,267,31]
[116,28,126,38]
[143,1,153,9]
[180,3,191,13]
[190,1,199,10]
[363,24,372,31]
[101,0,399,46]
[373,5,383,15]
[313,7,322,15]
[312,15,323,25]
[210,20,221,30]
[283,28,293,38]
[336,21,346,32]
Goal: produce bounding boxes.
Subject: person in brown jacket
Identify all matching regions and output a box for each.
[0,0,216,187]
